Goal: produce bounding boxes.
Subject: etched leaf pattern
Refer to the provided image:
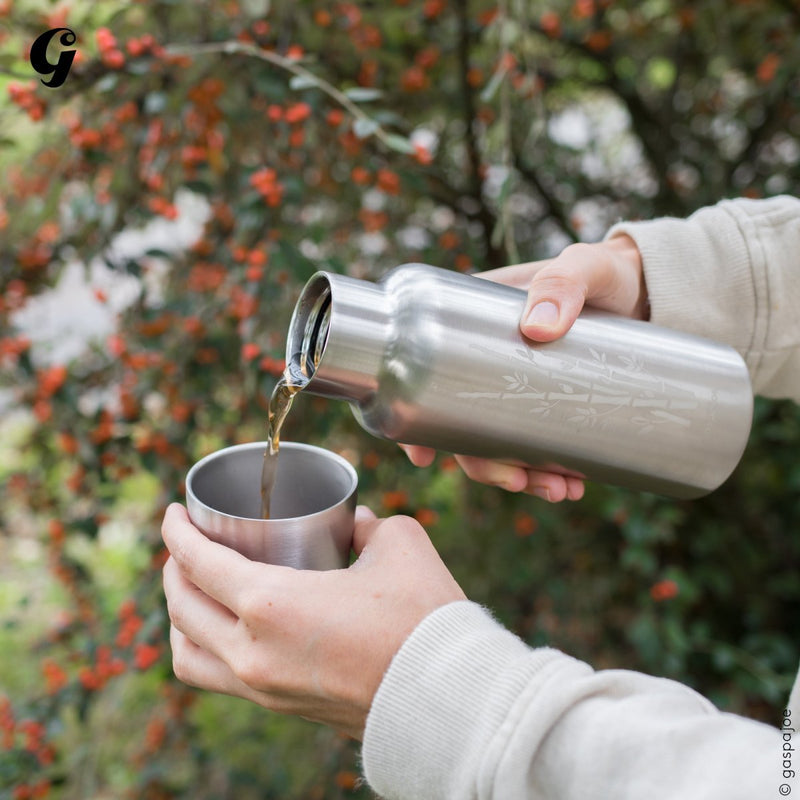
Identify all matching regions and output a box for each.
[461,342,702,434]
[502,372,531,393]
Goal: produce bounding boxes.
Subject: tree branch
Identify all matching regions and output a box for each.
[527,22,685,214]
[512,148,580,243]
[454,0,506,267]
[164,40,414,155]
[726,89,793,187]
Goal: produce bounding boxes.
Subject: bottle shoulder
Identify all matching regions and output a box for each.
[380,262,448,295]
[380,263,522,309]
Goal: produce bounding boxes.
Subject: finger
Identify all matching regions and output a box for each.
[351,510,384,557]
[351,512,431,570]
[454,455,528,492]
[520,246,603,342]
[163,556,238,658]
[521,467,587,501]
[169,626,343,727]
[399,443,436,467]
[350,509,430,559]
[161,503,258,614]
[565,476,586,501]
[170,624,246,696]
[474,260,554,289]
[520,237,644,342]
[355,504,377,524]
[521,470,563,502]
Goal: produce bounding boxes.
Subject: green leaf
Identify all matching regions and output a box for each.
[343,87,383,102]
[289,74,318,91]
[645,57,676,90]
[373,110,407,127]
[126,59,152,76]
[95,74,119,93]
[480,67,506,103]
[352,117,379,139]
[144,91,168,114]
[383,134,415,154]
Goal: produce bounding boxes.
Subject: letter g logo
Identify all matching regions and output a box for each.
[30,28,77,88]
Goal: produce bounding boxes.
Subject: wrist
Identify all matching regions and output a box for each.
[604,233,649,320]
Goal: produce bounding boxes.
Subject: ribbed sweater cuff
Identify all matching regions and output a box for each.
[361,601,571,800]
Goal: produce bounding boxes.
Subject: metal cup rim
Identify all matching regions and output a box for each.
[185,440,358,524]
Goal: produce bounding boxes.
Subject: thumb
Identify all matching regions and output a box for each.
[519,237,645,342]
[520,268,589,343]
[352,504,380,557]
[355,504,377,524]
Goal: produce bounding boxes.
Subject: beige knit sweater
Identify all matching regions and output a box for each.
[362,195,800,800]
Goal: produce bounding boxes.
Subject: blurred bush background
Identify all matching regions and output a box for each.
[1,0,799,797]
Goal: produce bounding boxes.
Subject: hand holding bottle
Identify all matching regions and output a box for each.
[401,234,648,501]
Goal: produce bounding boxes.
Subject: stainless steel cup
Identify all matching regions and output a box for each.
[185,441,357,570]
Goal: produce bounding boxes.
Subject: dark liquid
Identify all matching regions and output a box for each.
[260,358,308,519]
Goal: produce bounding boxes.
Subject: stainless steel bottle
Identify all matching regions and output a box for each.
[286,264,753,498]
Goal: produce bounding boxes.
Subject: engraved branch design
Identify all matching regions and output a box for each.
[459,342,701,434]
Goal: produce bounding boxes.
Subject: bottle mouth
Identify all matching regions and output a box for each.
[287,269,388,402]
[301,287,331,377]
[287,273,332,383]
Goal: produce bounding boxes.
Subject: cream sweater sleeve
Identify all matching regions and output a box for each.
[362,602,786,799]
[362,196,800,799]
[607,194,800,400]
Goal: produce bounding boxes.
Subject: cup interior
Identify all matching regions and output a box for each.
[187,442,356,521]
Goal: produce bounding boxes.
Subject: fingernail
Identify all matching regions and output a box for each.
[355,505,378,522]
[525,301,559,329]
[499,470,527,493]
[532,487,552,502]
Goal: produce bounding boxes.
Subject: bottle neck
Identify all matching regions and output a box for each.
[286,272,391,403]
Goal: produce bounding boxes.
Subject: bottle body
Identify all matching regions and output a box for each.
[286,264,753,498]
